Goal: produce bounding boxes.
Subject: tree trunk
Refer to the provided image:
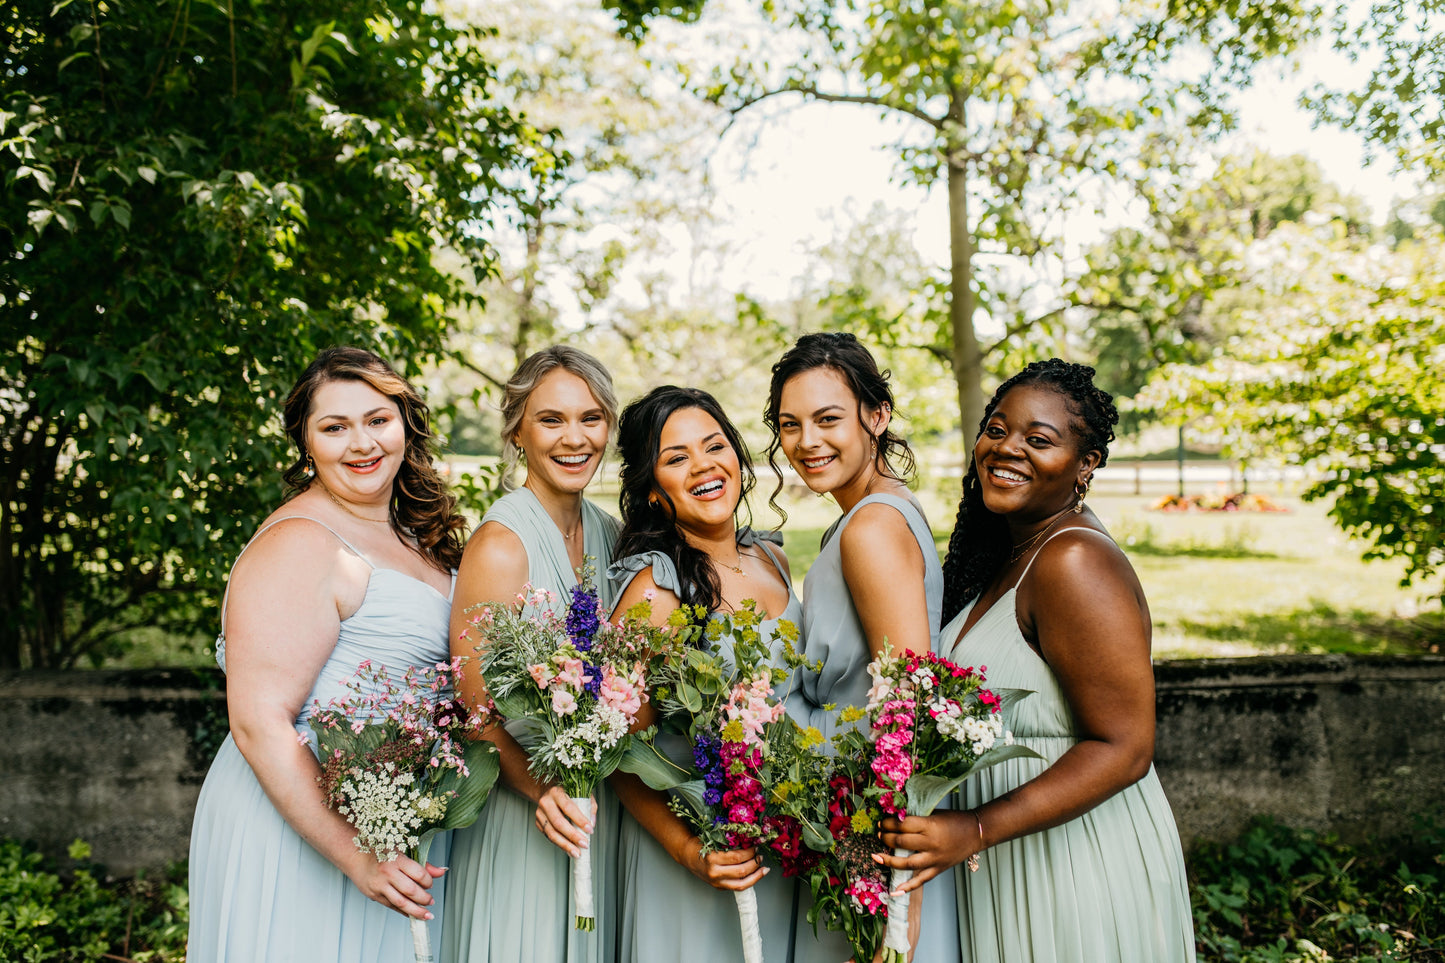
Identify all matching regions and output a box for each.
[946,97,984,456]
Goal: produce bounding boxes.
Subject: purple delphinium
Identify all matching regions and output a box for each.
[692,732,726,810]
[565,583,601,652]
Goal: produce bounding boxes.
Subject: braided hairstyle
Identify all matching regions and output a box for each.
[614,385,756,615]
[940,359,1118,623]
[763,331,916,522]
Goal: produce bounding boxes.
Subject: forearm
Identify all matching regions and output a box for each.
[233,721,369,878]
[973,739,1149,848]
[481,722,552,804]
[609,770,696,868]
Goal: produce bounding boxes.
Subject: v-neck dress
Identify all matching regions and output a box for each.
[440,488,621,963]
[189,516,456,963]
[946,526,1195,962]
[606,530,801,963]
[786,493,962,963]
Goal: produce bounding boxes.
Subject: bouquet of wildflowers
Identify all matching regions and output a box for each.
[464,572,652,931]
[309,657,501,963]
[619,600,808,963]
[831,644,1038,963]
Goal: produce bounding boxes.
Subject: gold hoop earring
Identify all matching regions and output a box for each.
[869,435,878,464]
[1073,477,1090,513]
[306,454,315,476]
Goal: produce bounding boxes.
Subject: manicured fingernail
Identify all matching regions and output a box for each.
[872,853,884,863]
[762,867,771,875]
[424,912,434,921]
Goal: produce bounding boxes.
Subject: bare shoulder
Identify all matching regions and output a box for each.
[613,566,682,627]
[1029,526,1140,597]
[230,514,349,585]
[456,520,529,586]
[757,538,792,578]
[839,500,926,573]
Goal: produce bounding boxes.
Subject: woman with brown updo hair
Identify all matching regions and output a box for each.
[189,346,466,962]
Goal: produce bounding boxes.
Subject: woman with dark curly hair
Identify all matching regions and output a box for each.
[189,346,467,962]
[877,359,1195,962]
[763,332,960,963]
[606,385,802,962]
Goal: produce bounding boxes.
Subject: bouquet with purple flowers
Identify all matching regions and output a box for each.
[620,601,810,963]
[463,568,652,931]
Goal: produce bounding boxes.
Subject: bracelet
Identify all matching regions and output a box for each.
[966,810,985,873]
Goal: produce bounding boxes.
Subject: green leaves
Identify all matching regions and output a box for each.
[1,0,528,667]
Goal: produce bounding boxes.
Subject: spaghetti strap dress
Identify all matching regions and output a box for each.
[441,487,621,963]
[947,526,1195,963]
[787,492,962,963]
[606,529,800,963]
[188,515,457,963]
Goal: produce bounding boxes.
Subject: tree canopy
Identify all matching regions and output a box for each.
[1,0,527,668]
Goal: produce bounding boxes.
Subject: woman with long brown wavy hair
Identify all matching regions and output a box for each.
[188,346,466,962]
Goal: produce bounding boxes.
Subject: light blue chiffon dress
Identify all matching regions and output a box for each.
[606,529,801,963]
[948,527,1196,962]
[441,488,620,963]
[786,492,962,963]
[188,516,456,963]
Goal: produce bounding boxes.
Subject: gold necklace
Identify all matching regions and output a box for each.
[318,481,390,524]
[719,548,749,577]
[1006,506,1073,564]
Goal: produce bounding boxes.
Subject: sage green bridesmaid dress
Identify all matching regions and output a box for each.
[607,530,800,963]
[786,493,962,963]
[440,488,620,963]
[947,526,1196,963]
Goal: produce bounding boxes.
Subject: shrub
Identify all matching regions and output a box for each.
[1191,817,1445,962]
[0,840,186,962]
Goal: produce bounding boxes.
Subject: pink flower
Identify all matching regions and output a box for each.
[551,689,578,715]
[598,667,642,717]
[554,657,585,689]
[528,663,553,688]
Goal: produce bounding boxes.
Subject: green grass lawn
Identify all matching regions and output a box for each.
[763,485,1443,661]
[110,481,1441,668]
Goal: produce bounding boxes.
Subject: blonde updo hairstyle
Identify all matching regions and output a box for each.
[498,345,619,491]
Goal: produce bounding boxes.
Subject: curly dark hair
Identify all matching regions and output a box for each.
[614,385,756,615]
[763,331,916,523]
[282,346,466,572]
[940,358,1119,622]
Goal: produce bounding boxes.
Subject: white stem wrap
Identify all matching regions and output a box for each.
[734,886,764,963]
[409,832,436,962]
[570,795,596,926]
[883,846,913,958]
[410,916,434,963]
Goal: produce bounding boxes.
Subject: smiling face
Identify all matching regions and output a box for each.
[306,378,407,507]
[776,366,888,503]
[513,368,610,499]
[652,406,742,540]
[973,384,1100,523]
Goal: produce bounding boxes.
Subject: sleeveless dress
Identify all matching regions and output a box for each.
[441,488,621,963]
[948,527,1196,963]
[188,516,456,963]
[786,492,961,963]
[606,529,801,963]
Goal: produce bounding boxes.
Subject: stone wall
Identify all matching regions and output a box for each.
[2,655,1442,876]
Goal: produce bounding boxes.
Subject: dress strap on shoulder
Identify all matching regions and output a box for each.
[219,515,374,634]
[1017,526,1115,583]
[740,527,792,588]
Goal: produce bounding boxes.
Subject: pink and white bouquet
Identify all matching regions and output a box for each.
[620,602,805,963]
[464,573,651,931]
[309,657,501,963]
[838,644,1038,963]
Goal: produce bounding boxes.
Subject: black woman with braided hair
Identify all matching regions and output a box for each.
[875,359,1196,963]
